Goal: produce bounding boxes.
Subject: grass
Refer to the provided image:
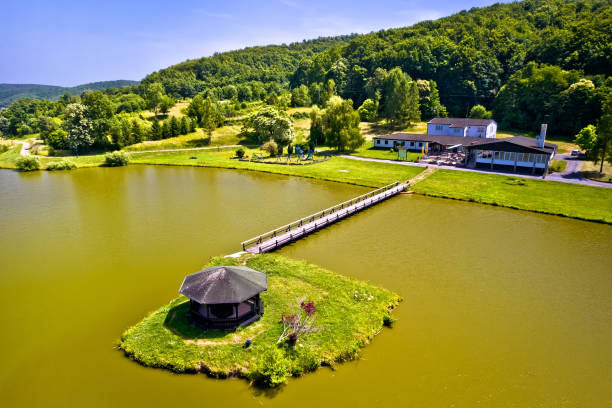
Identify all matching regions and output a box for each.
[130,148,424,187]
[119,253,401,387]
[581,160,612,183]
[496,128,579,154]
[412,169,612,223]
[0,145,22,169]
[349,140,421,162]
[124,125,249,152]
[548,159,568,173]
[360,121,427,140]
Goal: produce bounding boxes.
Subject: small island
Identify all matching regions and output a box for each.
[119,253,400,386]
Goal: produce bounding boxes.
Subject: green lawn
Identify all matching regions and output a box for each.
[0,145,22,169]
[119,253,400,387]
[349,140,421,162]
[130,148,424,188]
[412,170,612,223]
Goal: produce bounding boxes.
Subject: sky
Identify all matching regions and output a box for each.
[1,0,512,86]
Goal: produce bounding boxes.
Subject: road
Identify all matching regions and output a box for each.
[337,154,612,189]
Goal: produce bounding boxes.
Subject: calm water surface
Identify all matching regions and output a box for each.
[0,166,610,407]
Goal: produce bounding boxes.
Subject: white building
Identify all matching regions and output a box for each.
[427,118,497,138]
[465,135,557,174]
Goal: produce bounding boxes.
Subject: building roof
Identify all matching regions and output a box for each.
[428,117,496,128]
[179,266,267,304]
[465,136,557,154]
[373,133,483,146]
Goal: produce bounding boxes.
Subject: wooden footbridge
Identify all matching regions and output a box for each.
[241,181,407,253]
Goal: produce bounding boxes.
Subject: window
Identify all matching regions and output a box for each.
[435,125,443,130]
[478,127,485,132]
[455,128,461,134]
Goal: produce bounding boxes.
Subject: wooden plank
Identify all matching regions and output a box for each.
[246,184,406,253]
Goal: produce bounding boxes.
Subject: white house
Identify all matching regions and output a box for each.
[427,118,497,138]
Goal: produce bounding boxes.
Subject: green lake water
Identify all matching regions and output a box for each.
[0,166,611,407]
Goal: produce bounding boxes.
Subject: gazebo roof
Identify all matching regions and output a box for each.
[179,266,267,304]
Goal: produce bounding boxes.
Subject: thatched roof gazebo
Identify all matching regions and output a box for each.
[179,265,267,330]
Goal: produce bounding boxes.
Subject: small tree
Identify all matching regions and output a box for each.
[63,103,93,154]
[277,300,321,346]
[244,106,294,146]
[150,119,162,140]
[309,105,325,145]
[357,98,378,122]
[159,95,176,115]
[469,104,492,119]
[262,139,278,156]
[322,96,364,151]
[144,82,164,116]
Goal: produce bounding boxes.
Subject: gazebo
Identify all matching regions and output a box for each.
[179,265,267,330]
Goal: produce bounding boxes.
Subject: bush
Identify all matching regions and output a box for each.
[15,156,40,171]
[46,160,76,171]
[261,139,278,156]
[104,151,130,167]
[0,144,8,154]
[235,148,245,158]
[248,346,292,387]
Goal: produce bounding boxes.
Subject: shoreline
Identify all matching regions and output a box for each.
[1,148,611,224]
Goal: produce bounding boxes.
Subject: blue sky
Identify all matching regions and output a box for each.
[1,0,511,86]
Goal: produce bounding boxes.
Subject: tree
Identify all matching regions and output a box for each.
[131,120,144,144]
[243,106,294,145]
[145,82,164,116]
[309,105,324,145]
[574,95,612,173]
[169,116,180,137]
[81,90,115,145]
[382,68,420,126]
[322,96,364,151]
[321,79,336,106]
[469,104,492,119]
[159,95,176,115]
[201,97,223,140]
[180,116,189,135]
[151,119,162,140]
[417,80,446,120]
[162,120,171,139]
[63,103,93,154]
[186,94,205,124]
[291,85,311,107]
[596,93,612,172]
[357,98,378,122]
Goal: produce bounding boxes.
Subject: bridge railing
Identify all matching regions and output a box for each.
[241,181,401,250]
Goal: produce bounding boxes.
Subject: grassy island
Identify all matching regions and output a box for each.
[119,254,401,387]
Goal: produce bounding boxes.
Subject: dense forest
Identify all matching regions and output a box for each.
[1,0,610,151]
[0,80,139,108]
[139,0,610,136]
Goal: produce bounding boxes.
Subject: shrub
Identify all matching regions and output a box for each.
[248,346,292,387]
[15,156,40,171]
[104,151,130,167]
[0,144,8,154]
[236,148,245,158]
[46,160,76,171]
[261,139,278,156]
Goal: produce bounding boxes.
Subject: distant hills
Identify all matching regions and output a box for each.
[0,80,140,108]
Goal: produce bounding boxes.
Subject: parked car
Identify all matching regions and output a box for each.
[571,149,582,157]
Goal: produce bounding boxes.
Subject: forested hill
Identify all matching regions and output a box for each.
[143,35,355,96]
[0,80,139,108]
[144,0,610,120]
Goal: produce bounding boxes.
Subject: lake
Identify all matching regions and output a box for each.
[1,166,610,407]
